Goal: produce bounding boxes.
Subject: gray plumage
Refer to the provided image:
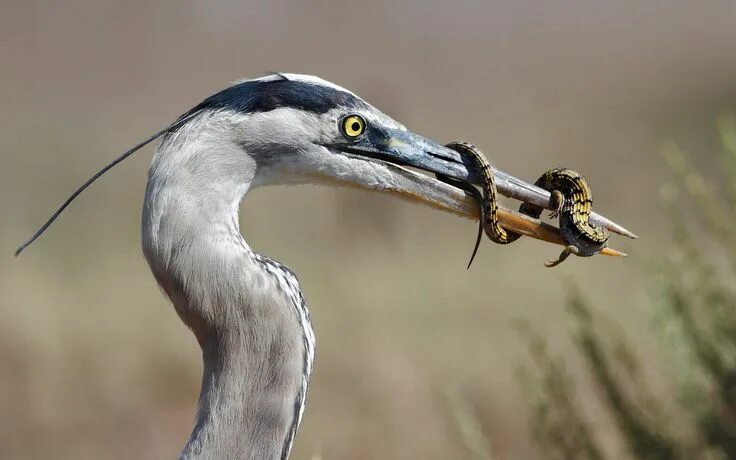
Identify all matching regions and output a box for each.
[19,73,536,459]
[141,74,418,459]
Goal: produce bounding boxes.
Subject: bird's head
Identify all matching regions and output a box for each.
[156,73,482,217]
[15,72,633,257]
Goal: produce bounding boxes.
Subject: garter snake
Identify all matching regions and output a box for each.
[439,141,522,268]
[440,142,609,268]
[519,168,609,267]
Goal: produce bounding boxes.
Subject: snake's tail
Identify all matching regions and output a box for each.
[467,216,483,269]
[466,183,487,269]
[435,171,484,269]
[545,245,579,268]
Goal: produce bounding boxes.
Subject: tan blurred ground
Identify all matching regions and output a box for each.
[1,1,735,458]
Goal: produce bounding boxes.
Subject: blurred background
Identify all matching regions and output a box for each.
[2,1,736,458]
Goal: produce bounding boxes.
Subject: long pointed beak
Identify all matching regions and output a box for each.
[342,128,637,242]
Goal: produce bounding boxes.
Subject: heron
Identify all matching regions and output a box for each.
[16,73,634,459]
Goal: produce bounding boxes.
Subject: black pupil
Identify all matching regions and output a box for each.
[351,121,361,132]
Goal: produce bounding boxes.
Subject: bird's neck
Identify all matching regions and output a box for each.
[142,135,311,459]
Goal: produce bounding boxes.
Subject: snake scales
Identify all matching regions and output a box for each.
[441,141,609,268]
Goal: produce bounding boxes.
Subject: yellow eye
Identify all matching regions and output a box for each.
[341,115,366,138]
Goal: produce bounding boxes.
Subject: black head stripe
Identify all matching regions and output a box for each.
[178,78,365,123]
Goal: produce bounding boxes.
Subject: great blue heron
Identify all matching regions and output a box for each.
[16,73,633,459]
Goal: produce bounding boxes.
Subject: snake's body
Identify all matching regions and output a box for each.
[519,168,609,266]
[443,142,609,267]
[445,141,522,245]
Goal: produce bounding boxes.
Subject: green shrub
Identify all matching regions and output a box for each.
[520,115,736,459]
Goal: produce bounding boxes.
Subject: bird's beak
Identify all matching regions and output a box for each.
[331,128,636,255]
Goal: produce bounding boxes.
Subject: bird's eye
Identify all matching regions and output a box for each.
[341,115,366,138]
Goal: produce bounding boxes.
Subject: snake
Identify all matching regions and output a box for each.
[440,142,609,268]
[519,168,609,267]
[441,141,523,268]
